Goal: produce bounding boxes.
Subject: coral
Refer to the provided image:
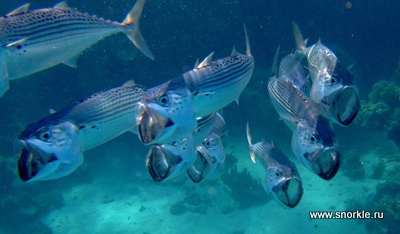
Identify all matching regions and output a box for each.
[365,181,400,234]
[356,80,400,146]
[367,80,400,107]
[220,165,269,209]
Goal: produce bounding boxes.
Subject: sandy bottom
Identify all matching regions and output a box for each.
[38,134,385,234]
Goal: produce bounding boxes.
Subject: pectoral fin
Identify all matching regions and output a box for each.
[6,38,28,48]
[63,55,80,68]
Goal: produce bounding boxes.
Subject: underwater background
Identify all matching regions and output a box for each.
[1,0,400,233]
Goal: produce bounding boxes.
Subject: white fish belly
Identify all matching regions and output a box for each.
[4,29,120,80]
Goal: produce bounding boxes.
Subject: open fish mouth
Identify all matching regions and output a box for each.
[273,178,303,208]
[17,142,58,182]
[330,86,360,126]
[137,105,174,145]
[146,145,182,182]
[186,147,213,183]
[307,147,341,180]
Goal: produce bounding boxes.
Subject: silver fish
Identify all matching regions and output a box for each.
[136,25,254,145]
[247,123,303,208]
[292,22,360,126]
[268,74,340,180]
[187,113,226,183]
[0,0,153,97]
[275,47,310,95]
[17,81,146,182]
[145,113,218,182]
[146,136,196,182]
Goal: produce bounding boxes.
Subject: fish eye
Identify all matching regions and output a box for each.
[37,128,52,141]
[330,77,337,84]
[157,95,169,106]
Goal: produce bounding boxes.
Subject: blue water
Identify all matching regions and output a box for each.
[1,1,399,233]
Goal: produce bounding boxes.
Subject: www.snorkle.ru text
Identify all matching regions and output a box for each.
[309,210,384,219]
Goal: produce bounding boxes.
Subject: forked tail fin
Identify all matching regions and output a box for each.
[122,0,154,60]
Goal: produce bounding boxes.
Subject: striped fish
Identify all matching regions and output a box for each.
[0,0,153,97]
[17,81,146,182]
[136,25,254,145]
[292,22,360,126]
[268,56,341,180]
[145,113,218,182]
[247,123,303,208]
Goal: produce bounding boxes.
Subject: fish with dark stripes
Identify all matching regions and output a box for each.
[246,122,303,208]
[0,0,153,97]
[136,25,254,145]
[17,81,146,182]
[268,49,340,180]
[145,113,218,182]
[186,112,226,183]
[292,22,360,126]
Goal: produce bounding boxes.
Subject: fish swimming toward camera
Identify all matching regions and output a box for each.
[136,25,254,145]
[268,50,341,180]
[246,123,303,208]
[292,22,360,126]
[186,112,226,183]
[0,0,153,97]
[17,81,146,182]
[145,113,219,182]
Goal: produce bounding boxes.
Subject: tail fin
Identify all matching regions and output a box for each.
[122,0,154,60]
[246,122,256,163]
[291,22,306,52]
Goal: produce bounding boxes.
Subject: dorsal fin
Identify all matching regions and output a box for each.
[231,46,240,56]
[243,24,251,56]
[53,1,71,10]
[123,80,136,88]
[49,108,57,114]
[246,122,256,163]
[6,3,30,16]
[271,46,280,77]
[193,58,200,69]
[196,52,214,69]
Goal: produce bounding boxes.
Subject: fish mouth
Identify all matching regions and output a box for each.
[273,177,303,208]
[307,147,341,180]
[17,141,58,182]
[146,145,182,182]
[330,86,360,126]
[136,103,174,145]
[186,146,213,183]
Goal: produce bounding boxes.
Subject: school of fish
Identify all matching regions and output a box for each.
[4,1,360,208]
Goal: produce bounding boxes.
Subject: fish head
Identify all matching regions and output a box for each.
[265,164,303,208]
[146,137,196,182]
[187,131,225,183]
[312,61,360,126]
[136,80,197,145]
[292,118,341,180]
[17,121,83,182]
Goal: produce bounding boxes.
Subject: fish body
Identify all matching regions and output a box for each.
[268,75,340,180]
[187,113,226,183]
[136,26,254,145]
[246,123,303,208]
[292,22,360,126]
[17,81,146,182]
[0,0,153,97]
[145,113,219,182]
[146,136,196,182]
[136,79,197,145]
